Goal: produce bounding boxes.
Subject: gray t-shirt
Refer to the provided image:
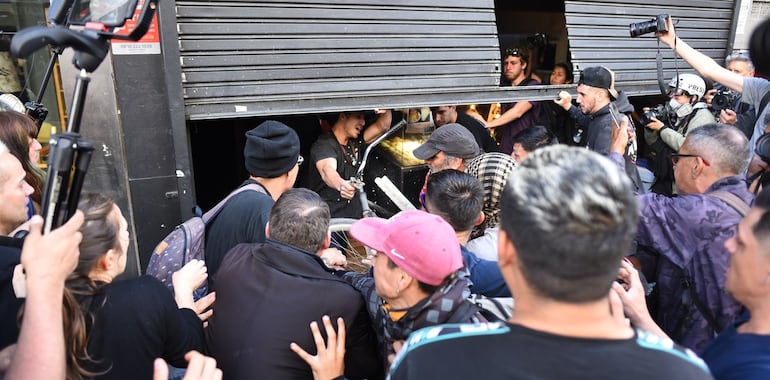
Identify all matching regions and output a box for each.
[742,77,770,152]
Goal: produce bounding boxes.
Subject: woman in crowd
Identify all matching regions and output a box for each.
[62,193,207,379]
[541,62,579,145]
[0,111,44,217]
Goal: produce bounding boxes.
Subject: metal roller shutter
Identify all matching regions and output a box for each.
[176,0,501,120]
[565,0,738,96]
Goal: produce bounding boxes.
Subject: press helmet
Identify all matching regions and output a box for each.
[667,73,706,100]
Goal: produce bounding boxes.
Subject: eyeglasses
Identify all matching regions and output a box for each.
[297,155,304,166]
[667,88,689,97]
[671,153,710,166]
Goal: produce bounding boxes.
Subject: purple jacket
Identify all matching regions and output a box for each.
[609,153,750,351]
[636,179,750,351]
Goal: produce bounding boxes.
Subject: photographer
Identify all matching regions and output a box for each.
[706,52,757,139]
[656,16,770,153]
[644,73,715,152]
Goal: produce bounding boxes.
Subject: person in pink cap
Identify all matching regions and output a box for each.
[340,209,486,367]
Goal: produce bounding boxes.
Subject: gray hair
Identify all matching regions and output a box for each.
[684,123,750,175]
[725,52,755,72]
[499,145,638,303]
[268,188,330,253]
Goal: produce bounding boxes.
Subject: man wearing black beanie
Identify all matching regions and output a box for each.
[205,120,301,287]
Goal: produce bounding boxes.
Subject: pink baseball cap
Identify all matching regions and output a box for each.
[350,210,463,286]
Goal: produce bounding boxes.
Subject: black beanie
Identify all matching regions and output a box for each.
[244,120,300,178]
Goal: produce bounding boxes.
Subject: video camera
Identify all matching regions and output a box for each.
[629,14,670,38]
[639,103,677,127]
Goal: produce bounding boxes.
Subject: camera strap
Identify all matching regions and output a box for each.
[757,90,770,119]
[656,39,667,96]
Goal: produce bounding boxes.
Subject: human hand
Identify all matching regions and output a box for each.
[339,181,356,200]
[172,259,208,296]
[704,89,716,106]
[656,15,677,48]
[645,117,664,132]
[290,315,345,380]
[554,91,572,110]
[21,212,83,288]
[719,109,737,125]
[387,340,405,365]
[610,116,630,155]
[153,351,222,380]
[748,153,769,177]
[318,248,347,270]
[194,292,216,326]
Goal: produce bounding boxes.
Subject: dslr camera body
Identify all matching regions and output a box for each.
[639,103,678,127]
[711,89,738,113]
[629,14,670,38]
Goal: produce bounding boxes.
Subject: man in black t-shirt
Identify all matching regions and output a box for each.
[306,110,392,218]
[205,120,301,287]
[389,146,712,379]
[431,105,498,153]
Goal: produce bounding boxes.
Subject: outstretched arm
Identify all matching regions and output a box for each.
[6,213,84,380]
[658,16,744,92]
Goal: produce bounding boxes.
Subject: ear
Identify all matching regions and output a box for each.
[497,229,518,269]
[98,250,115,271]
[322,231,331,250]
[265,221,270,239]
[475,211,485,227]
[399,271,416,291]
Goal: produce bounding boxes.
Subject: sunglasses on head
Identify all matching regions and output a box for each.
[504,48,521,57]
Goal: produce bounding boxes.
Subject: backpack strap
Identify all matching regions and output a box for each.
[707,190,750,217]
[202,183,267,223]
[680,274,723,336]
[674,190,749,337]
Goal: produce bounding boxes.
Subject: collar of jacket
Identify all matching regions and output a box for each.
[253,239,347,283]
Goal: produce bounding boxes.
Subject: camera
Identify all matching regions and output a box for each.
[711,89,737,112]
[639,104,677,126]
[629,14,670,38]
[756,133,770,164]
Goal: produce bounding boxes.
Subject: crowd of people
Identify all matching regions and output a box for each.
[1,13,770,380]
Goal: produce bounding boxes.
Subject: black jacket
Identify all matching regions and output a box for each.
[207,239,383,380]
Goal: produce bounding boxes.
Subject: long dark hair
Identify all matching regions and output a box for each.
[0,111,44,207]
[62,192,122,379]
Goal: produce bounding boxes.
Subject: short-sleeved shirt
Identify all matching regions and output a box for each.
[307,133,366,218]
[743,77,770,152]
[389,323,713,379]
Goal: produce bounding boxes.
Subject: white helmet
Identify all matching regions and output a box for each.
[667,73,706,100]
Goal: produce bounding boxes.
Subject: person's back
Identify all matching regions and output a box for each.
[206,189,382,380]
[80,276,205,379]
[390,323,711,379]
[204,120,301,283]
